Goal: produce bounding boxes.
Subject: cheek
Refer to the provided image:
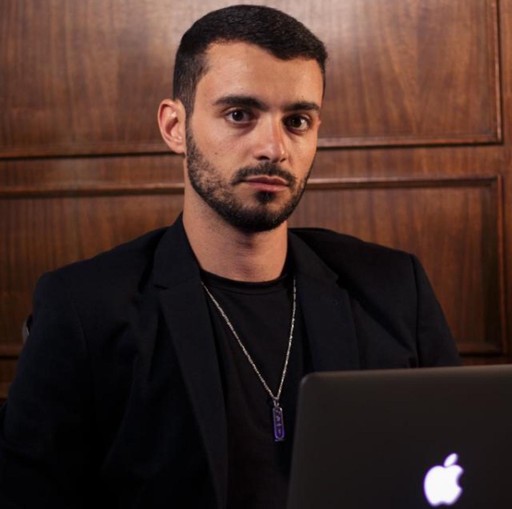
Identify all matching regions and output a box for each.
[192,122,243,161]
[210,137,251,165]
[294,142,317,176]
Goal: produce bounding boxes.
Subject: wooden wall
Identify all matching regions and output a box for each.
[1,0,511,399]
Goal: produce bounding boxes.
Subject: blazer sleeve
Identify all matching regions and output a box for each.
[0,271,98,508]
[411,255,461,367]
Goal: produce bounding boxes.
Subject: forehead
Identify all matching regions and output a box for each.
[195,42,324,107]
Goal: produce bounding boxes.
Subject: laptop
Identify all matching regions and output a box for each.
[287,365,512,509]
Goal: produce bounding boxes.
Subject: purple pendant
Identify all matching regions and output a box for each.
[272,402,285,442]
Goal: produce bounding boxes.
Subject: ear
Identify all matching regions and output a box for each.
[157,99,186,154]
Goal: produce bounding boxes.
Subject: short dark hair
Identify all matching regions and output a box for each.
[173,4,328,113]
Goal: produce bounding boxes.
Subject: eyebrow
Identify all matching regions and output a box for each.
[212,95,321,113]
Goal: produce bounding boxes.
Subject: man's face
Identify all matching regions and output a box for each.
[185,42,324,232]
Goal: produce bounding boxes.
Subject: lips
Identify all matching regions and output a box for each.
[241,175,290,193]
[243,175,289,186]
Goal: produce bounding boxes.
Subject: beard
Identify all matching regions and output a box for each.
[185,127,311,233]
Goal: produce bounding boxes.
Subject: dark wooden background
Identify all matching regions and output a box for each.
[1,0,510,400]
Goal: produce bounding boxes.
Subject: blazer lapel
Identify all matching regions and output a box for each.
[148,220,360,507]
[153,218,227,509]
[289,232,360,372]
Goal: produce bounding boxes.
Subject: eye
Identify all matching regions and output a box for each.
[285,115,311,132]
[226,109,253,123]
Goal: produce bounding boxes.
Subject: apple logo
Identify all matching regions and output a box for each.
[423,453,464,506]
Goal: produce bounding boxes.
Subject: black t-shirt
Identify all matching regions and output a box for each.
[201,270,311,509]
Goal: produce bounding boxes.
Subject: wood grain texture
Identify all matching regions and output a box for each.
[497,0,512,359]
[0,191,184,347]
[0,0,500,157]
[1,0,512,389]
[316,0,501,147]
[0,0,173,157]
[290,176,505,355]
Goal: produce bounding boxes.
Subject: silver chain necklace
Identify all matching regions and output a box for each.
[201,277,296,442]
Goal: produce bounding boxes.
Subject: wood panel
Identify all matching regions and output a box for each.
[0,0,500,157]
[498,0,512,365]
[1,0,512,402]
[290,176,505,355]
[0,0,173,157]
[169,0,502,147]
[315,0,501,147]
[0,189,184,345]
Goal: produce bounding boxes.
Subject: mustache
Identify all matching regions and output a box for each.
[230,163,296,186]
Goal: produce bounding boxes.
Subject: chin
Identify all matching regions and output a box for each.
[225,206,294,233]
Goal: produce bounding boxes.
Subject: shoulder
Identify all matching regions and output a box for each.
[35,227,169,307]
[289,226,425,315]
[57,227,166,276]
[290,227,416,278]
[289,227,459,367]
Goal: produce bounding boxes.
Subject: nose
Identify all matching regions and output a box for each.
[253,117,288,163]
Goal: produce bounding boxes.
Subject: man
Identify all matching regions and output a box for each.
[0,5,459,508]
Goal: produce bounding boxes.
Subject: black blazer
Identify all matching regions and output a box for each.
[0,217,459,508]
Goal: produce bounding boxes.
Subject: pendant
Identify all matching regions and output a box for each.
[272,401,285,442]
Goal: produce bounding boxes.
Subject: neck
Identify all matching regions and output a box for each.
[183,200,288,283]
